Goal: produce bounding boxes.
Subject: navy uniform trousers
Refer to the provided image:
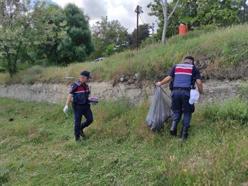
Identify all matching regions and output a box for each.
[171,89,194,129]
[72,103,93,138]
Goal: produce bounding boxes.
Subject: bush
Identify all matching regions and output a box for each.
[21,65,44,84]
[0,168,9,185]
[95,99,131,123]
[239,83,248,100]
[140,36,158,48]
[202,99,248,125]
[0,66,6,73]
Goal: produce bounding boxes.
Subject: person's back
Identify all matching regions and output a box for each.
[156,56,203,140]
[173,63,194,88]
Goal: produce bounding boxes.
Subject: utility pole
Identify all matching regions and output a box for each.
[135,5,143,49]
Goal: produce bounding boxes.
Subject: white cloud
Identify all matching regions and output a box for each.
[52,0,157,33]
[82,0,107,19]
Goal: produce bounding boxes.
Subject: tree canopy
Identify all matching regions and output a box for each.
[129,24,150,48]
[148,0,248,40]
[91,16,128,57]
[0,0,94,76]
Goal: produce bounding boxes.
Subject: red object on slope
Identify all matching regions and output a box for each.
[179,23,188,36]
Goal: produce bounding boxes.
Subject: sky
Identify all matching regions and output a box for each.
[52,0,158,33]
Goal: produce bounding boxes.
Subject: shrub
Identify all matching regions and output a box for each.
[0,168,9,185]
[202,98,248,125]
[95,99,131,123]
[239,83,248,100]
[0,66,6,73]
[21,65,44,84]
[140,37,158,48]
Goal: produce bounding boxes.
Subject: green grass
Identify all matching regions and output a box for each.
[201,98,248,124]
[0,98,248,185]
[0,24,248,84]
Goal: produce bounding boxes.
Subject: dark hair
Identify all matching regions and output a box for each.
[184,56,195,65]
[80,71,91,79]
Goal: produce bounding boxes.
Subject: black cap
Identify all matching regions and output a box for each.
[80,71,91,79]
[184,56,195,64]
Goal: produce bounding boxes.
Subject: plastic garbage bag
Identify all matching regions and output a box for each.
[146,87,172,131]
[189,89,200,105]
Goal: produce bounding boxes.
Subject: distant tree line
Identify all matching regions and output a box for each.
[0,0,247,77]
[91,16,150,58]
[0,0,150,76]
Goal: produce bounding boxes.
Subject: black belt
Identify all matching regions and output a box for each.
[173,87,191,91]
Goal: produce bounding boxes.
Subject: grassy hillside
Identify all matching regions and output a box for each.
[1,98,248,185]
[0,24,247,84]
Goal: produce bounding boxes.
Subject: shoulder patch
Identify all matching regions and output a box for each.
[69,82,79,94]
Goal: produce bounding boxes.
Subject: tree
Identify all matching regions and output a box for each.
[30,3,67,65]
[0,1,95,77]
[239,0,248,22]
[160,0,180,44]
[29,2,94,65]
[148,0,243,43]
[148,0,180,44]
[0,0,30,76]
[0,0,65,76]
[129,24,150,48]
[92,16,128,57]
[195,0,240,26]
[57,4,94,64]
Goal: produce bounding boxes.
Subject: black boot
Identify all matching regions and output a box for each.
[170,121,178,136]
[180,127,188,140]
[80,129,86,138]
[75,135,81,142]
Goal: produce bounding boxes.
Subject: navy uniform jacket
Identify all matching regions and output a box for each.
[69,81,90,105]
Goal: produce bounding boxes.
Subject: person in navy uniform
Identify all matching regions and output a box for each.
[156,56,203,140]
[64,71,93,141]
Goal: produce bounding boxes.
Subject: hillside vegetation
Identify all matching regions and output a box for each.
[1,97,248,185]
[0,24,247,84]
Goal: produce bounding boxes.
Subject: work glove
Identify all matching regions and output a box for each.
[155,82,162,87]
[63,105,69,114]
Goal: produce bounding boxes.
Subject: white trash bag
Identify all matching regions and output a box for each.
[146,87,172,131]
[189,89,200,105]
